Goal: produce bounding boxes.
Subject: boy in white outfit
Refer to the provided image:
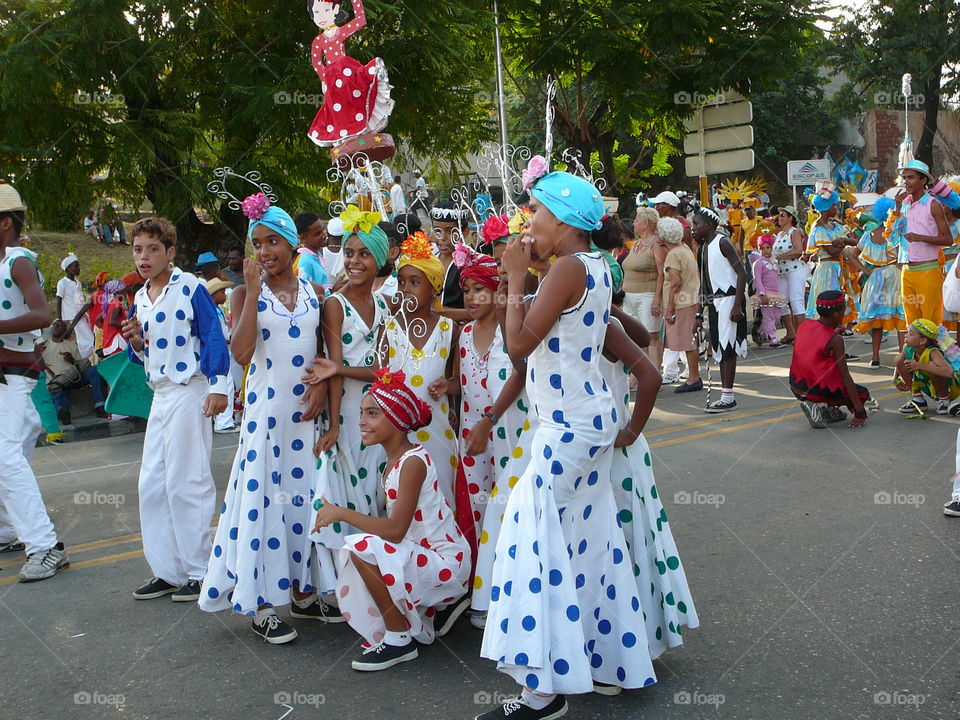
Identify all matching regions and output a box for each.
[122,217,230,602]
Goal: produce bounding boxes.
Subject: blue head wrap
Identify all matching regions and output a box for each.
[531,172,605,232]
[247,206,299,248]
[812,191,840,213]
[872,197,896,226]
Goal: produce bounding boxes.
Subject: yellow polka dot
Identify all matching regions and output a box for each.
[440,320,450,331]
[444,428,455,440]
[473,575,484,590]
[480,530,489,544]
[417,430,430,442]
[449,456,458,468]
[388,347,397,358]
[508,475,519,488]
[387,321,397,330]
[522,419,531,431]
[512,447,523,458]
[440,346,448,359]
[490,485,499,498]
[440,401,447,414]
[410,374,423,387]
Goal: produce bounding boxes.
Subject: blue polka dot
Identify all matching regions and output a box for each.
[262,328,271,340]
[581,347,592,362]
[593,414,603,430]
[643,677,655,687]
[267,387,276,400]
[529,578,541,593]
[622,632,637,648]
[552,410,565,425]
[229,527,238,540]
[175,335,186,347]
[266,358,272,369]
[515,652,528,665]
[247,478,259,491]
[500,618,509,633]
[587,470,599,485]
[583,505,592,520]
[631,596,640,611]
[613,548,623,564]
[578,539,587,554]
[575,573,585,588]
[549,373,562,389]
[589,445,600,458]
[182,286,190,296]
[247,449,257,462]
[549,569,563,586]
[213,544,222,557]
[272,445,280,458]
[258,301,267,312]
[548,337,560,353]
[207,587,219,598]
[175,361,188,372]
[292,523,303,535]
[508,544,516,559]
[603,309,609,323]
[268,417,277,429]
[288,326,301,338]
[271,471,281,484]
[292,551,302,563]
[550,460,563,475]
[250,538,260,551]
[176,309,186,320]
[606,584,617,600]
[292,355,305,367]
[584,381,594,395]
[586,273,596,289]
[292,439,304,451]
[267,537,280,550]
[291,495,304,507]
[248,392,257,404]
[566,605,580,621]
[247,508,258,521]
[292,384,305,396]
[491,585,501,601]
[278,577,290,590]
[155,338,168,349]
[504,580,513,596]
[617,667,626,682]
[598,619,611,634]
[553,659,569,675]
[543,445,552,459]
[292,411,302,422]
[291,467,304,479]
[525,673,539,689]
[263,497,271,508]
[560,432,574,443]
[583,311,595,326]
[156,312,166,322]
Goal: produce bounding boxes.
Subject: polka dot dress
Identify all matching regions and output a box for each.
[385,317,459,507]
[601,348,700,660]
[200,279,325,615]
[312,293,388,568]
[335,445,470,646]
[480,252,656,695]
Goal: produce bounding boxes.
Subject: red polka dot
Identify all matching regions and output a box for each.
[464,400,470,413]
[460,347,467,358]
[406,600,414,610]
[473,510,481,522]
[355,539,368,552]
[405,582,413,593]
[455,552,464,562]
[417,554,428,567]
[468,481,480,493]
[342,611,352,622]
[461,373,468,385]
[339,584,350,597]
[464,457,476,468]
[384,543,397,554]
[383,573,396,586]
[480,377,488,389]
[425,607,436,617]
[387,488,398,500]
[414,509,424,521]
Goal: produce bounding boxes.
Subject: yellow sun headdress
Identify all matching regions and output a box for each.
[398,231,444,290]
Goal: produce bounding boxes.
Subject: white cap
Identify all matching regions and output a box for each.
[648,191,681,207]
[0,180,26,213]
[61,253,79,272]
[327,217,344,237]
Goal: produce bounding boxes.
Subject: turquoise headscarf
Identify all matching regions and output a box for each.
[531,171,605,232]
[348,226,389,269]
[812,191,840,213]
[247,206,299,248]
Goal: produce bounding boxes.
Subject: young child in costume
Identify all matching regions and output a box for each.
[789,291,870,429]
[429,202,468,310]
[122,217,231,602]
[384,231,460,507]
[804,189,858,326]
[312,370,470,671]
[478,168,656,720]
[750,235,786,347]
[893,319,960,415]
[199,195,330,643]
[293,212,330,289]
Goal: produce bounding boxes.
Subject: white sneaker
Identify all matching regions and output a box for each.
[18,544,69,582]
[469,610,487,629]
[661,373,679,385]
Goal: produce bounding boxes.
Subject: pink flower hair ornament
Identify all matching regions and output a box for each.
[241,192,271,221]
[521,154,549,191]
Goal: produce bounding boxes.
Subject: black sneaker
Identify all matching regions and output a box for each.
[674,378,703,393]
[899,400,927,414]
[133,577,180,600]
[434,596,470,637]
[705,398,737,413]
[944,500,960,517]
[799,401,827,429]
[474,695,568,720]
[289,595,346,623]
[0,539,24,554]
[844,353,859,361]
[170,579,202,602]
[251,613,298,644]
[351,641,418,671]
[870,360,880,367]
[56,408,72,426]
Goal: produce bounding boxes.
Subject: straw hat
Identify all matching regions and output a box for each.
[0,180,26,213]
[204,278,234,295]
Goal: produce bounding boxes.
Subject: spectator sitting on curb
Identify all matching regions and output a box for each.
[38,320,108,426]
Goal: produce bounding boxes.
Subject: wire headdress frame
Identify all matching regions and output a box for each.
[206,167,279,210]
[326,152,390,221]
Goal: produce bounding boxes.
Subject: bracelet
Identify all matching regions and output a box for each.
[483,410,499,424]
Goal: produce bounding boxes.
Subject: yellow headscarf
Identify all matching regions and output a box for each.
[398,231,444,290]
[912,318,940,342]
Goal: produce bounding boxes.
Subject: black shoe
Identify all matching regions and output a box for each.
[705,398,738,413]
[251,613,298,644]
[434,596,470,637]
[289,595,346,623]
[944,501,960,517]
[170,579,201,602]
[56,408,72,426]
[844,353,859,361]
[474,695,568,720]
[93,406,108,418]
[133,577,179,600]
[899,400,927,414]
[674,379,703,393]
[0,539,24,554]
[870,360,880,367]
[351,641,419,671]
[824,406,847,423]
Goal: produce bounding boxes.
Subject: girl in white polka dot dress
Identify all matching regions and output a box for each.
[383,232,460,507]
[477,170,656,720]
[199,198,329,645]
[313,370,470,672]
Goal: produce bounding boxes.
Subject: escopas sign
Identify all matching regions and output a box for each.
[786,159,831,186]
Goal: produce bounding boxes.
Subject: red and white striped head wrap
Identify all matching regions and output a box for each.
[453,242,500,292]
[368,368,432,433]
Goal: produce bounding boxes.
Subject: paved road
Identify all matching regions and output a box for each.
[2,339,957,719]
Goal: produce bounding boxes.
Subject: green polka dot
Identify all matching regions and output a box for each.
[656,559,666,575]
[622,477,633,492]
[358,467,368,479]
[677,601,687,614]
[16,337,23,345]
[0,300,9,309]
[618,509,632,524]
[332,521,342,533]
[3,278,11,287]
[497,427,506,439]
[349,474,358,487]
[650,485,658,499]
[655,627,662,641]
[338,414,344,424]
[0,339,4,348]
[499,457,508,468]
[665,591,675,606]
[666,555,679,570]
[643,452,651,467]
[342,333,353,344]
[668,621,676,634]
[498,368,507,380]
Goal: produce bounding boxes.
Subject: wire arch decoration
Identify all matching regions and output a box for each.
[325,152,390,220]
[475,142,533,217]
[372,293,432,372]
[206,167,278,209]
[558,148,608,194]
[544,74,557,161]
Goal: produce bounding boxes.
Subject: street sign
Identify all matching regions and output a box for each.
[682,101,752,132]
[684,149,756,177]
[683,125,754,155]
[786,159,831,186]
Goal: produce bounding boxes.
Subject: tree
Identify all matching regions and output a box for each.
[827,0,960,170]
[0,0,495,261]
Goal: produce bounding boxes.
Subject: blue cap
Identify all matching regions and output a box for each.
[197,251,219,266]
[898,159,933,182]
[531,171,605,232]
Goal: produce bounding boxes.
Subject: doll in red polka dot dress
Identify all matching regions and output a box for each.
[306,0,395,146]
[312,369,470,672]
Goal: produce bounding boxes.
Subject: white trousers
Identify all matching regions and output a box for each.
[213,372,235,431]
[138,377,216,584]
[74,319,95,361]
[0,375,58,554]
[663,349,685,376]
[953,428,960,502]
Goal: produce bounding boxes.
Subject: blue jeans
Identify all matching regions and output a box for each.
[51,366,106,411]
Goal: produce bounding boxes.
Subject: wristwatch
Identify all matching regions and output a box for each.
[483,411,499,424]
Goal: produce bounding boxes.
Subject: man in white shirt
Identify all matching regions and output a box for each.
[55,253,94,359]
[410,171,430,219]
[389,176,407,219]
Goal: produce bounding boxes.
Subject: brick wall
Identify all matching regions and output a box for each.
[863,109,960,188]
